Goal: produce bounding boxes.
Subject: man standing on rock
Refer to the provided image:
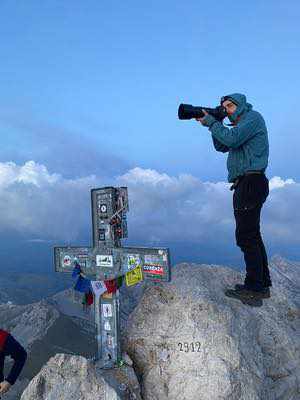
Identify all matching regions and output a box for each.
[0,329,27,396]
[196,93,271,304]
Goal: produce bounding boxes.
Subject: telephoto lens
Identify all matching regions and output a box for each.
[178,103,227,121]
[178,104,205,119]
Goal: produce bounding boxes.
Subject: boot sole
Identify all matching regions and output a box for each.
[241,298,263,307]
[225,290,263,307]
[225,288,265,300]
[234,285,271,299]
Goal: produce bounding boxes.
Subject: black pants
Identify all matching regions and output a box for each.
[233,173,271,291]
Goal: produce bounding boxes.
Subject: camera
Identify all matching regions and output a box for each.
[178,103,227,121]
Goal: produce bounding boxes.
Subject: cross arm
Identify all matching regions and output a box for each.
[54,246,171,282]
[54,246,96,275]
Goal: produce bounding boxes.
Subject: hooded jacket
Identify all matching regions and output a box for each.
[203,93,269,183]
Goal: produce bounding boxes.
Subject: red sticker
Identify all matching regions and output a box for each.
[143,265,164,275]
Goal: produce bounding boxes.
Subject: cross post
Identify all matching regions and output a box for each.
[54,186,171,368]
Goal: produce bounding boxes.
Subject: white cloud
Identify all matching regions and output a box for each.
[116,168,300,246]
[0,161,60,188]
[119,167,175,186]
[0,161,298,247]
[269,176,295,190]
[0,161,98,240]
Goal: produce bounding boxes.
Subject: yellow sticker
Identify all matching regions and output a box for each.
[125,265,143,287]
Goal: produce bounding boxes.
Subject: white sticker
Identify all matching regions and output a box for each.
[163,255,167,261]
[91,280,107,297]
[63,255,72,267]
[158,250,163,255]
[104,321,111,331]
[106,335,115,348]
[100,204,107,213]
[102,304,113,317]
[96,255,113,267]
[127,254,141,271]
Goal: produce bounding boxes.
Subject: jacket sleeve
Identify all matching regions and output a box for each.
[209,113,261,148]
[212,136,229,153]
[3,335,27,385]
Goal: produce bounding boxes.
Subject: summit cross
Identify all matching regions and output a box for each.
[54,186,171,368]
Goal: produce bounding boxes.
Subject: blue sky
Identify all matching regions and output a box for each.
[0,1,300,271]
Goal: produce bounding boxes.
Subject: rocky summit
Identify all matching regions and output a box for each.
[123,255,300,400]
[2,255,300,399]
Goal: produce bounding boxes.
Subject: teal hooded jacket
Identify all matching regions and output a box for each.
[202,93,269,183]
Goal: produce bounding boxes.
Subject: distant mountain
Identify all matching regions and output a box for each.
[0,272,71,305]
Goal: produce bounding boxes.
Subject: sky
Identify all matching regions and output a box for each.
[0,0,300,274]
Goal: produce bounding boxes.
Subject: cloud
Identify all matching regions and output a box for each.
[116,167,233,244]
[0,161,98,240]
[113,169,300,248]
[0,160,60,188]
[269,176,295,190]
[117,169,300,247]
[0,162,298,249]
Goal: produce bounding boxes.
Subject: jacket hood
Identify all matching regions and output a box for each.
[221,93,253,123]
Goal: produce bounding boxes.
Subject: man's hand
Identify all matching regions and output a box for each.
[0,381,11,394]
[195,109,209,125]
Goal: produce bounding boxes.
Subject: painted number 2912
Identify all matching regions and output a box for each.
[177,342,201,352]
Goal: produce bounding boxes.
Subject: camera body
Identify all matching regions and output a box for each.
[178,104,227,122]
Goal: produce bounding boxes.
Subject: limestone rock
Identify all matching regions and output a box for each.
[20,353,142,400]
[20,354,108,400]
[124,259,300,400]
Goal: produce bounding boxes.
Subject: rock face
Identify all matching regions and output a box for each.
[0,300,59,348]
[20,354,110,400]
[20,353,142,400]
[124,256,300,400]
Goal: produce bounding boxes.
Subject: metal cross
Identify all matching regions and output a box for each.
[54,186,171,368]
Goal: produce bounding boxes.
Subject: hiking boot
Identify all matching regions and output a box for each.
[225,288,263,307]
[234,284,271,299]
[225,288,264,300]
